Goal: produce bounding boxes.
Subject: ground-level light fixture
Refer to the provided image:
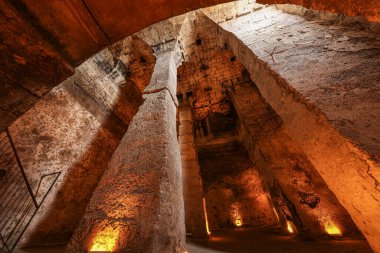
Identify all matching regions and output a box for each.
[286,221,295,234]
[324,221,342,236]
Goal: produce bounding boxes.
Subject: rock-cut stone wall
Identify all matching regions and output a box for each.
[202,7,380,252]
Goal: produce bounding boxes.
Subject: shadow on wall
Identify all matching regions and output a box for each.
[2,30,157,248]
[8,76,142,247]
[198,142,279,230]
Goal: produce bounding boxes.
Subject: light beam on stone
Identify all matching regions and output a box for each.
[89,226,120,252]
[203,197,211,235]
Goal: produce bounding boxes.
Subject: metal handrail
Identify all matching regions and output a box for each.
[6,129,38,208]
[0,129,61,253]
[34,172,62,202]
[9,171,61,253]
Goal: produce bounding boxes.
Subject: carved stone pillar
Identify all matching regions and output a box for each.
[68,45,185,253]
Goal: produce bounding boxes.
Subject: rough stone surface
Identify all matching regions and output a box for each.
[178,47,247,121]
[256,0,380,22]
[9,78,130,246]
[2,0,378,130]
[75,48,143,125]
[2,1,380,251]
[231,82,361,237]
[144,48,180,105]
[0,1,73,96]
[176,10,251,125]
[203,7,380,252]
[215,8,380,158]
[108,36,156,93]
[0,0,236,129]
[179,105,209,238]
[198,141,279,229]
[8,0,109,66]
[0,1,73,129]
[68,50,185,253]
[175,9,363,238]
[273,4,380,33]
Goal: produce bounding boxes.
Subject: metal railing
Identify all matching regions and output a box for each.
[0,129,60,253]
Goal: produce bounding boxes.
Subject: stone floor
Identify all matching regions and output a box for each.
[187,228,373,253]
[12,228,373,253]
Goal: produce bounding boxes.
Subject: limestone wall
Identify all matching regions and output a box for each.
[198,141,279,229]
[6,32,149,246]
[202,7,380,251]
[179,106,209,238]
[231,82,361,237]
[10,78,133,246]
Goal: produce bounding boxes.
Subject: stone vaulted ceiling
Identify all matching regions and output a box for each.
[0,0,379,130]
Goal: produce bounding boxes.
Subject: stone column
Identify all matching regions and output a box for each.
[68,45,186,253]
[179,105,209,238]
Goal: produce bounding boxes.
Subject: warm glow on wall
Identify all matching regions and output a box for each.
[230,203,243,227]
[324,221,342,236]
[89,226,120,252]
[286,221,294,234]
[203,198,211,235]
[235,218,243,227]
